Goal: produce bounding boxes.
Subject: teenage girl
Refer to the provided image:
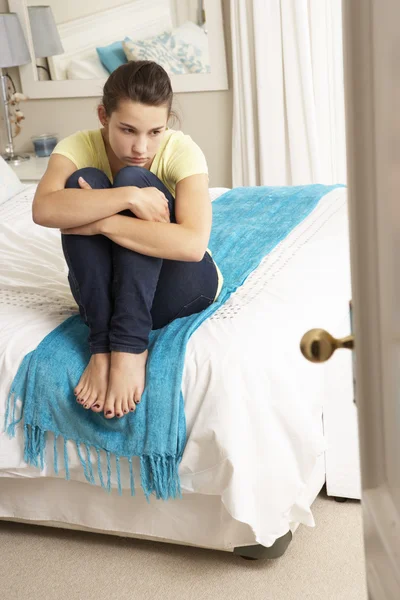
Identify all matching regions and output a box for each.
[32,60,223,421]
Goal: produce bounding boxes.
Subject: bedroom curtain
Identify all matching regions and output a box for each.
[230,0,347,187]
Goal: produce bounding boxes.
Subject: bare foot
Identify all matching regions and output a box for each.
[103,350,148,419]
[74,353,111,413]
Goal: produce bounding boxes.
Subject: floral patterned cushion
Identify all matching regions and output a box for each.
[0,156,24,204]
[122,36,189,76]
[158,31,210,74]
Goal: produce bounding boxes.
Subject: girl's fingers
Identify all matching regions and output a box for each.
[78,177,92,189]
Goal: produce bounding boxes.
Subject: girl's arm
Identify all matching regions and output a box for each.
[100,174,211,262]
[32,154,132,229]
[64,174,211,262]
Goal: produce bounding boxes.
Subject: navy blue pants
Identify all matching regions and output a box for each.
[61,166,218,354]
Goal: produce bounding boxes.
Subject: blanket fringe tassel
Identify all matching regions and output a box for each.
[4,389,182,502]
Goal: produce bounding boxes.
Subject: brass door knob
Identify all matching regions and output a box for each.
[300,329,355,363]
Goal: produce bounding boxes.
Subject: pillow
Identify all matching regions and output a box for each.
[67,54,109,79]
[168,21,209,56]
[96,41,128,74]
[163,35,210,74]
[122,35,189,76]
[0,156,24,204]
[159,23,210,74]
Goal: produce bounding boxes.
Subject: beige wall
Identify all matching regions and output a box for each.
[1,0,233,187]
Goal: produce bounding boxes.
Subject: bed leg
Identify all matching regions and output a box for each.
[334,496,349,503]
[234,530,292,561]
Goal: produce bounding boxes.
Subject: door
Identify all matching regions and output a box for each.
[341,1,400,598]
[302,0,400,597]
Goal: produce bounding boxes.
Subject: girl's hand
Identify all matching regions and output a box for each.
[79,177,170,223]
[78,176,92,189]
[129,187,170,223]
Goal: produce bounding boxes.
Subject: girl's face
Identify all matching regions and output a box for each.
[99,99,169,168]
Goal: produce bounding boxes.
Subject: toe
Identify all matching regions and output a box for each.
[75,378,87,399]
[74,376,86,394]
[78,382,89,399]
[114,397,123,419]
[76,388,84,403]
[103,396,115,419]
[127,397,136,413]
[91,395,105,413]
[134,388,144,405]
[83,393,97,410]
[79,388,90,405]
[121,398,130,416]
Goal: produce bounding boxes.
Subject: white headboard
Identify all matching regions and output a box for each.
[48,0,173,80]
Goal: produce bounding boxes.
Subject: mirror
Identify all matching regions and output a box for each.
[8,0,228,98]
[9,0,228,97]
[27,0,211,81]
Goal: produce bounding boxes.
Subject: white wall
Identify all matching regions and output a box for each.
[0,0,233,187]
[27,0,133,24]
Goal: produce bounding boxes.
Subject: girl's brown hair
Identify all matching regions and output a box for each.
[101,60,176,120]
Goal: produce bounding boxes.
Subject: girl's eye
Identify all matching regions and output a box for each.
[121,129,160,135]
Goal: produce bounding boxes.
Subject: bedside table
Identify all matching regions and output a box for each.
[9,153,50,184]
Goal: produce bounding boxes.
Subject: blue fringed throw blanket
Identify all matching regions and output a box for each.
[4,184,343,501]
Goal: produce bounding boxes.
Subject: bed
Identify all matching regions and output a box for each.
[0,177,358,559]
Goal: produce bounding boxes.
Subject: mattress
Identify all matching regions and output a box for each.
[0,185,352,549]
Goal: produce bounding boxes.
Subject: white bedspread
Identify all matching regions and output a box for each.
[0,185,352,547]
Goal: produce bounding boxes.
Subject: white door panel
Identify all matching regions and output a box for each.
[342,0,400,597]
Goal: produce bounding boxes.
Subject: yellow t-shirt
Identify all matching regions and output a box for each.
[52,128,223,301]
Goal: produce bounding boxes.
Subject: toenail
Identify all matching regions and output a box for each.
[117,413,122,417]
[130,407,135,411]
[93,404,100,409]
[84,404,88,408]
[106,411,112,415]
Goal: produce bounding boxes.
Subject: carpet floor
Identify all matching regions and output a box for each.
[0,487,367,600]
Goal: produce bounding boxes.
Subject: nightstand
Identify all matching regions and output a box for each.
[9,153,50,184]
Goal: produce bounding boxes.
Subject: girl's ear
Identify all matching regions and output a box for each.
[97,104,108,127]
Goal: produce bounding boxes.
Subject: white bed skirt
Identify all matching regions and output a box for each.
[0,453,325,552]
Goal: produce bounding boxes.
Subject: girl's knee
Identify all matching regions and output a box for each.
[65,167,111,189]
[113,166,152,188]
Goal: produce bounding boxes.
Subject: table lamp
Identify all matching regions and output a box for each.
[28,5,64,79]
[0,12,31,164]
